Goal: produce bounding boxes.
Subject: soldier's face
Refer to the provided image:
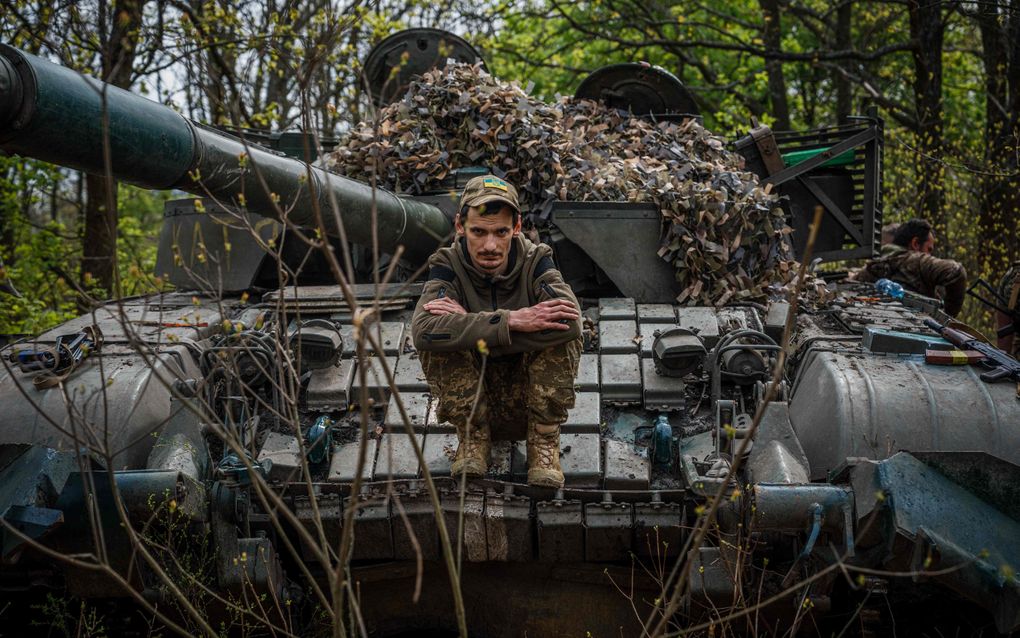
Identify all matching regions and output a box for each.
[456,205,521,275]
[912,232,935,254]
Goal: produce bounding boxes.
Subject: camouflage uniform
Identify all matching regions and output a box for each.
[856,243,968,315]
[997,261,1020,358]
[412,233,583,439]
[419,338,581,441]
[411,175,582,485]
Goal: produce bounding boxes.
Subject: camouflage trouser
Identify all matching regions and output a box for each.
[419,337,582,440]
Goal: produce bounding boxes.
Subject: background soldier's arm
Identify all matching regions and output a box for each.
[942,276,966,316]
[922,256,967,316]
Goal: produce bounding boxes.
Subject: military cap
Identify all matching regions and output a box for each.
[459,174,520,215]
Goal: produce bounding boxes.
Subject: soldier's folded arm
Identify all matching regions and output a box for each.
[411,279,512,352]
[490,267,583,356]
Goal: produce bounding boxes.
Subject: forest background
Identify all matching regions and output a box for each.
[0,0,1017,334]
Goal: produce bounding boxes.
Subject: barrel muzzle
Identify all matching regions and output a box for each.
[0,52,24,133]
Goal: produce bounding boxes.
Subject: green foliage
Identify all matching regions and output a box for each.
[0,219,78,335]
[2,0,1017,336]
[483,1,788,135]
[0,156,76,335]
[0,156,172,334]
[30,594,108,638]
[116,184,174,298]
[483,0,1015,333]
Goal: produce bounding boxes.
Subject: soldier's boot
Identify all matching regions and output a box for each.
[526,422,564,488]
[451,421,491,478]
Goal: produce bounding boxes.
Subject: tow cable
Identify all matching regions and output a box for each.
[8,324,104,389]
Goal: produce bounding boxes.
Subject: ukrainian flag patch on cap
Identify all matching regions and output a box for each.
[482,176,509,192]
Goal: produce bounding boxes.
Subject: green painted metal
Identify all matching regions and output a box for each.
[0,45,196,188]
[0,55,23,127]
[0,44,453,265]
[175,126,452,263]
[782,146,855,168]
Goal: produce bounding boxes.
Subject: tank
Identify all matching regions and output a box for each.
[1,31,1018,636]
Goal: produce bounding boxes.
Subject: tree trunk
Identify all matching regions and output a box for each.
[80,0,145,303]
[759,0,791,130]
[200,0,232,124]
[907,0,946,231]
[835,1,853,122]
[976,0,1020,278]
[1010,0,1020,266]
[50,176,58,222]
[0,164,15,264]
[81,172,118,295]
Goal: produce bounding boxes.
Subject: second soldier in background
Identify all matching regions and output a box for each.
[856,218,968,316]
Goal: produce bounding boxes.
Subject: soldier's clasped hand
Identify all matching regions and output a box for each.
[508,299,579,332]
[423,297,468,315]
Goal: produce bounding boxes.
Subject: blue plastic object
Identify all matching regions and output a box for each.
[875,278,905,299]
[652,414,673,468]
[306,416,334,464]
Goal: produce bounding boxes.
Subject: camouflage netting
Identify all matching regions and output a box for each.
[327,63,793,305]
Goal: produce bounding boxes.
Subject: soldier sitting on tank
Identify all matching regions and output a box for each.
[411,175,583,488]
[856,218,967,316]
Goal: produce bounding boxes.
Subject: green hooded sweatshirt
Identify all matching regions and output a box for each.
[411,235,582,357]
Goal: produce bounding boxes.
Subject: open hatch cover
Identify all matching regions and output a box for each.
[574,62,699,119]
[363,28,486,107]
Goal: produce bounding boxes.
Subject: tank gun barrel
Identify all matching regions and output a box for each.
[0,44,452,264]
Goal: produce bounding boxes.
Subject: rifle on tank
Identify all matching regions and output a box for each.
[924,318,1020,384]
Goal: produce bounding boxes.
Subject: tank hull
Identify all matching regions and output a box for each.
[0,36,1017,637]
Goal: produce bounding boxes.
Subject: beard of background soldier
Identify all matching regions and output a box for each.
[455,204,521,276]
